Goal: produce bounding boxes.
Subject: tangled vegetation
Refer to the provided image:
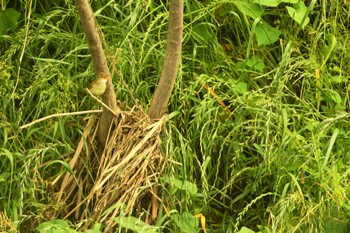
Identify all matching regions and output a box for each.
[0,0,350,232]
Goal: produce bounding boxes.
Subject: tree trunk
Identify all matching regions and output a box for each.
[75,0,117,146]
[147,0,183,119]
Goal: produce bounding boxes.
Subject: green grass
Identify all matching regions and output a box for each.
[1,0,350,232]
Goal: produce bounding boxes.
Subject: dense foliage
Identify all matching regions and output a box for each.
[1,0,350,232]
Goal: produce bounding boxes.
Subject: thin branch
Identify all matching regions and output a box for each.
[19,110,103,129]
[86,88,119,116]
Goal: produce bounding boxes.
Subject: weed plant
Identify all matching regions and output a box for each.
[0,0,350,232]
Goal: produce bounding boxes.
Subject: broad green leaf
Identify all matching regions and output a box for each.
[193,23,215,43]
[257,225,273,233]
[253,0,281,7]
[324,218,349,233]
[1,148,14,170]
[114,216,158,233]
[0,172,11,182]
[324,89,341,104]
[329,65,343,74]
[86,223,103,233]
[282,0,299,3]
[255,20,281,45]
[286,2,310,28]
[329,75,348,83]
[238,226,256,233]
[162,177,198,195]
[234,61,246,70]
[173,212,198,233]
[0,8,21,36]
[235,0,264,19]
[233,82,248,95]
[36,220,75,233]
[245,55,265,72]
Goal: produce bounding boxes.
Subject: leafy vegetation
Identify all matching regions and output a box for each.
[1,0,350,232]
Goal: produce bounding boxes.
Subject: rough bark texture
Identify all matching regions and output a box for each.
[147,0,183,119]
[75,0,117,146]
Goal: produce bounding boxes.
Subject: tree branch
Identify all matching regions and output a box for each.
[147,0,183,119]
[75,0,117,146]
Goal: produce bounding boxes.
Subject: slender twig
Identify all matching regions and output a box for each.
[86,88,119,116]
[19,110,103,129]
[20,89,119,130]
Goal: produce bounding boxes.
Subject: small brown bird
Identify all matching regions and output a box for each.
[88,73,109,96]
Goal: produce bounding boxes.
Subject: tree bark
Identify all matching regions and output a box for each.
[147,0,183,119]
[75,0,117,146]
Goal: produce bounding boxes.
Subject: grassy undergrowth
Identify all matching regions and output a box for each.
[1,0,350,232]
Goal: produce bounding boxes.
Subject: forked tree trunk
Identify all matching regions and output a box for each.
[76,0,183,145]
[147,0,183,119]
[75,0,117,146]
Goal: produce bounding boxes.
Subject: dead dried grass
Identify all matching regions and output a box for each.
[52,105,166,230]
[0,211,17,233]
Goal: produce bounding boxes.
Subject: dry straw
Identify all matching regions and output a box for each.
[53,105,166,230]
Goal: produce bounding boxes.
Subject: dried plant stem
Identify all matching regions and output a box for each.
[19,110,102,129]
[86,88,119,116]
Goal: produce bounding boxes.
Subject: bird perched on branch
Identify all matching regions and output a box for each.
[88,73,109,96]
